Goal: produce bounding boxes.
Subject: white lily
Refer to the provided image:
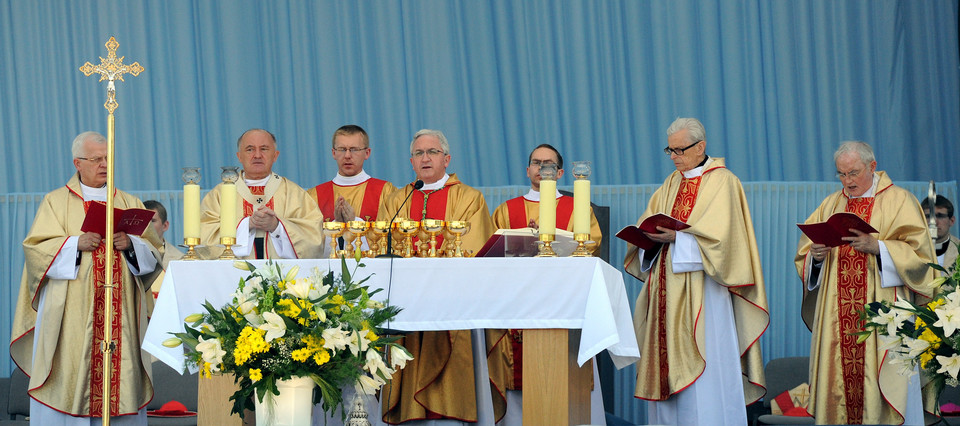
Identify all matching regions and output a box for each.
[887,353,918,377]
[389,344,414,370]
[322,325,350,352]
[283,265,301,283]
[355,373,386,395]
[283,277,323,301]
[937,354,960,380]
[364,349,393,378]
[877,333,903,351]
[904,337,931,358]
[347,329,372,357]
[258,311,287,342]
[933,306,960,337]
[196,336,226,371]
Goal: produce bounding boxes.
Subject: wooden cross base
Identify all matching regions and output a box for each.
[522,329,592,425]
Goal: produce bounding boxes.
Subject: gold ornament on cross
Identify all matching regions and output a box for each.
[79,37,144,114]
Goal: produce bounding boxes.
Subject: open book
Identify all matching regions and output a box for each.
[476,228,577,257]
[80,202,155,236]
[797,212,878,247]
[615,213,691,251]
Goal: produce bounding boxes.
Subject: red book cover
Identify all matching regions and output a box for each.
[797,212,879,247]
[616,213,691,251]
[81,202,154,236]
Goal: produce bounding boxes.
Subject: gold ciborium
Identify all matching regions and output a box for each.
[345,220,369,258]
[446,221,471,257]
[368,221,391,257]
[322,221,346,259]
[397,220,420,258]
[420,219,446,257]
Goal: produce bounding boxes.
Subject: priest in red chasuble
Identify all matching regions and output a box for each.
[11,131,162,423]
[378,129,495,424]
[486,143,603,422]
[200,128,324,260]
[623,118,769,426]
[307,125,396,255]
[796,141,936,425]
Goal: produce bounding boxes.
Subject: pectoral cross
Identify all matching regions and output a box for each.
[79,37,144,113]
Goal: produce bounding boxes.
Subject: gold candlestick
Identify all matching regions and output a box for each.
[536,233,557,257]
[219,236,237,260]
[570,233,593,257]
[182,237,201,260]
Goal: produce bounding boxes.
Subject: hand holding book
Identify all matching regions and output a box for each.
[797,212,878,248]
[616,213,691,251]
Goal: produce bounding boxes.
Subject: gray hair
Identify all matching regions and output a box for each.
[833,141,875,165]
[666,118,706,143]
[410,129,450,155]
[71,131,107,158]
[237,128,277,149]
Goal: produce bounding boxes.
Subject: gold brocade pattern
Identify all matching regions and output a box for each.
[86,201,125,417]
[836,196,874,423]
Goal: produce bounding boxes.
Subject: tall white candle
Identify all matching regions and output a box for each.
[539,180,556,235]
[183,183,200,239]
[573,179,590,234]
[220,183,237,239]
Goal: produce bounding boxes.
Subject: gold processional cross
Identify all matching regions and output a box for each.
[79,36,143,426]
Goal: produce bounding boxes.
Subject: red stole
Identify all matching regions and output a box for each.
[654,176,702,399]
[505,196,574,229]
[837,196,875,423]
[243,186,275,217]
[314,179,388,221]
[408,184,452,250]
[84,200,124,417]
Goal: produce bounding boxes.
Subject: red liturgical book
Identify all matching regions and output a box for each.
[616,213,691,251]
[80,202,154,236]
[797,212,878,247]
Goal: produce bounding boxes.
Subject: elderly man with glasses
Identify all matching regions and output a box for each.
[11,131,163,424]
[377,128,494,424]
[796,140,936,424]
[623,117,769,426]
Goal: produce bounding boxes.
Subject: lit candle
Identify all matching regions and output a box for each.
[539,179,556,235]
[573,178,590,234]
[220,183,237,239]
[183,183,200,239]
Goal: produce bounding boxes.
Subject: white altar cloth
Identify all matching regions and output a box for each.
[143,257,640,373]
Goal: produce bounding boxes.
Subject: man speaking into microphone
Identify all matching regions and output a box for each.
[377,129,495,424]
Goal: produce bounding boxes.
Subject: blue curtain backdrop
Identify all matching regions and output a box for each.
[1,0,959,423]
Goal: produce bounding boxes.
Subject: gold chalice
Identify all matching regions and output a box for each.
[421,219,445,257]
[369,221,391,257]
[446,221,471,257]
[322,221,346,259]
[345,220,369,258]
[397,219,420,258]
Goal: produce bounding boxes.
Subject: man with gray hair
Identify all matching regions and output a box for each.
[11,131,163,423]
[377,129,494,424]
[796,140,936,424]
[623,118,769,425]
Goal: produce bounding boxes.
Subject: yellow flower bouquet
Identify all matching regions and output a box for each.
[164,257,413,420]
[857,244,960,393]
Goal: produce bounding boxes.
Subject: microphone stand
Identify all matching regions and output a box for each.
[378,179,424,258]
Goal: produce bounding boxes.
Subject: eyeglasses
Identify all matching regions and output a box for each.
[835,169,863,180]
[529,160,557,167]
[76,156,107,164]
[333,147,367,154]
[932,213,952,220]
[663,140,702,156]
[412,149,445,158]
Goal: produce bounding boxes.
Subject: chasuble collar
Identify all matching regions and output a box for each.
[844,173,881,199]
[522,188,561,202]
[79,181,108,202]
[244,173,271,187]
[681,156,714,179]
[420,173,451,191]
[332,170,371,186]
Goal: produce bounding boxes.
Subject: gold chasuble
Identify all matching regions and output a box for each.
[377,173,495,424]
[307,178,397,221]
[796,171,936,424]
[10,175,162,417]
[199,172,324,259]
[623,158,769,405]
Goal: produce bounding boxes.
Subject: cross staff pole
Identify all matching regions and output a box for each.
[79,36,144,426]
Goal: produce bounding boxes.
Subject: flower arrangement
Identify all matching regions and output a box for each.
[164,257,413,419]
[856,244,960,393]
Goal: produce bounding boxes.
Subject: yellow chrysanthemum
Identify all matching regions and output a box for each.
[234,326,270,365]
[331,295,346,305]
[249,368,263,382]
[920,328,942,348]
[201,362,212,379]
[365,329,379,343]
[276,299,302,318]
[916,317,927,329]
[313,349,331,366]
[928,299,946,310]
[292,348,313,362]
[278,280,288,291]
[920,350,935,368]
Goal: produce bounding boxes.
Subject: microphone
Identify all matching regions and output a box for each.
[377,179,424,258]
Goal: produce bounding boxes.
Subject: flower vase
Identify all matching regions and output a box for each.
[255,376,316,426]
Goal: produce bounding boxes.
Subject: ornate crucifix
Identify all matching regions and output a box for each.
[79,36,144,426]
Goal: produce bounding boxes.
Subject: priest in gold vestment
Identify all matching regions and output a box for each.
[200,128,324,260]
[10,131,162,424]
[377,129,495,424]
[623,118,768,426]
[796,141,936,425]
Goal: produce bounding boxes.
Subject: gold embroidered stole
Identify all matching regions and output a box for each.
[85,200,124,417]
[837,196,875,423]
[654,176,701,399]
